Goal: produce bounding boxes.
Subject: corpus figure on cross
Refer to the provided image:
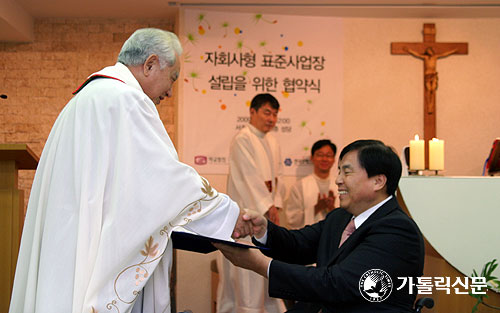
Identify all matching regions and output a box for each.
[404,46,457,114]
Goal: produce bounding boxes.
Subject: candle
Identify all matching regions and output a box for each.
[409,134,425,170]
[429,138,444,170]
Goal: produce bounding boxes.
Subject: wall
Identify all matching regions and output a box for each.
[0,18,176,212]
[343,18,500,176]
[0,17,178,311]
[176,17,500,313]
[2,15,500,313]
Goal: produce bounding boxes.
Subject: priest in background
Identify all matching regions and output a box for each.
[9,28,251,313]
[217,93,286,313]
[285,139,338,229]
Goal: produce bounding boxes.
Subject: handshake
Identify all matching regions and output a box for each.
[231,209,268,239]
[216,208,273,278]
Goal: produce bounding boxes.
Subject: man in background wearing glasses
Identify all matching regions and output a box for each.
[285,139,338,229]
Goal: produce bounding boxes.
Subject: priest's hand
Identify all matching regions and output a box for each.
[314,190,336,215]
[265,205,280,225]
[214,243,271,278]
[242,209,268,239]
[326,190,336,212]
[232,209,254,239]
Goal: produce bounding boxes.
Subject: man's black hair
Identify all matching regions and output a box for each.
[250,93,280,111]
[311,139,337,156]
[339,139,402,195]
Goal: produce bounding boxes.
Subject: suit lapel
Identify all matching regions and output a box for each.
[327,212,353,263]
[328,197,400,264]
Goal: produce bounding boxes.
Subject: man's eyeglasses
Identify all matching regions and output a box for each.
[314,153,335,159]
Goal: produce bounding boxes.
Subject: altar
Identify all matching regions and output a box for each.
[398,176,500,312]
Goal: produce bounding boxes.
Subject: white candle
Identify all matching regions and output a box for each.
[409,134,425,170]
[429,138,444,170]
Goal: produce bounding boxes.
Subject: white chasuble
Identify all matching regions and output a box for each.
[226,124,284,214]
[285,174,338,229]
[9,63,240,313]
[302,174,337,225]
[217,124,285,313]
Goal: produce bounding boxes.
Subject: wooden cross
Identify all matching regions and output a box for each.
[391,23,468,168]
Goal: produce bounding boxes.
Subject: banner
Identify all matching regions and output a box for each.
[181,9,343,176]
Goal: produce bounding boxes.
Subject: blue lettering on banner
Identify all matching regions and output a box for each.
[284,158,292,166]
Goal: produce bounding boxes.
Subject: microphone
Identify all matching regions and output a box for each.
[0,94,7,99]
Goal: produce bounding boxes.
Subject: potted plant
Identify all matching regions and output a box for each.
[470,259,500,313]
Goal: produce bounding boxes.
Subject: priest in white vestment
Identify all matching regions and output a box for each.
[9,28,251,313]
[217,94,286,313]
[285,140,339,229]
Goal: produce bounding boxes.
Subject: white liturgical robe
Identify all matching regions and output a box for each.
[9,63,240,313]
[226,124,284,214]
[217,124,285,313]
[285,173,339,229]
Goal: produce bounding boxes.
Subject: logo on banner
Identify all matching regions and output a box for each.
[359,269,393,302]
[194,155,208,165]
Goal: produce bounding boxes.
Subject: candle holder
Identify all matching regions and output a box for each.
[408,169,424,176]
[430,169,442,176]
[408,169,443,176]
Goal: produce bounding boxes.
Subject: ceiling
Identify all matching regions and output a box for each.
[2,0,500,42]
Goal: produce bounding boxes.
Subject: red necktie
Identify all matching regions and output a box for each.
[338,219,356,247]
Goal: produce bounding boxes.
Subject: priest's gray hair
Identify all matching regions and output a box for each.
[117,28,183,69]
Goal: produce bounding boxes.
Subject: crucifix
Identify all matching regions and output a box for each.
[391,23,468,168]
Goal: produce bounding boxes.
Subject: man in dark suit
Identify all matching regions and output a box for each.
[215,139,425,313]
